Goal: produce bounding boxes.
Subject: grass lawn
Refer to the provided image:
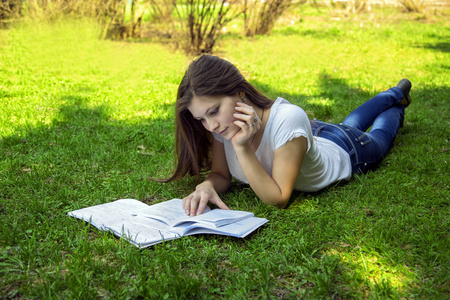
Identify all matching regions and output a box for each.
[1,8,449,299]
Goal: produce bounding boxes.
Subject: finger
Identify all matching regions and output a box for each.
[183,193,194,215]
[235,103,255,116]
[234,119,260,134]
[235,102,253,110]
[233,113,253,125]
[214,199,230,210]
[195,196,210,216]
[234,110,260,127]
[196,193,228,215]
[233,120,251,131]
[234,111,259,122]
[189,195,200,217]
[235,103,259,117]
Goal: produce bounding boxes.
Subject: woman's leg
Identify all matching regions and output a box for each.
[312,106,404,174]
[341,87,405,131]
[365,105,405,158]
[319,86,406,174]
[314,81,410,174]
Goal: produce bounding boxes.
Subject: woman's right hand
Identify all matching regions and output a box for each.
[182,181,230,216]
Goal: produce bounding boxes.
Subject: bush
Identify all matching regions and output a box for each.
[0,0,22,27]
[173,0,242,54]
[399,0,426,13]
[99,0,145,39]
[243,0,301,37]
[326,0,369,15]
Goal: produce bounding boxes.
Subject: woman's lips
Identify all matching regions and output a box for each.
[219,128,228,136]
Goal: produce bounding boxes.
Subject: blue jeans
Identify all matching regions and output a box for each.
[310,87,405,174]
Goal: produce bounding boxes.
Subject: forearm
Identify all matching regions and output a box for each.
[234,146,289,208]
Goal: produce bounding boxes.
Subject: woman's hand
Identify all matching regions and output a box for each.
[231,102,262,147]
[182,181,230,216]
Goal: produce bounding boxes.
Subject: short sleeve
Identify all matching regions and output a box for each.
[270,103,312,152]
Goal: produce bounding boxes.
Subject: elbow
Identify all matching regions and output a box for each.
[265,196,289,209]
[278,200,289,209]
[275,199,289,209]
[256,185,292,209]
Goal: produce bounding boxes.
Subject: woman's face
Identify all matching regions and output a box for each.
[187,94,241,140]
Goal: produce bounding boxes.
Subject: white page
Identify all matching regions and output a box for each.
[68,199,149,229]
[107,215,181,247]
[170,209,254,228]
[138,199,213,226]
[68,200,186,246]
[183,217,268,238]
[137,199,253,228]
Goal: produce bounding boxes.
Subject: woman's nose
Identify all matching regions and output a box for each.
[205,118,219,132]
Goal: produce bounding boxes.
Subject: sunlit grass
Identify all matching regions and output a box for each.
[0,19,185,136]
[326,246,416,295]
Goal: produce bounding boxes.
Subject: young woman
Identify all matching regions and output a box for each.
[163,55,412,216]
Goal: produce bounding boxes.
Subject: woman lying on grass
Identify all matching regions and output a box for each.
[164,55,412,216]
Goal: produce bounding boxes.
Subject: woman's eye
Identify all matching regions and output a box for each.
[210,108,219,116]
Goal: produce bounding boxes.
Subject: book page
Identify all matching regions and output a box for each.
[183,217,269,238]
[68,199,150,229]
[170,209,254,228]
[107,216,182,248]
[68,201,186,248]
[138,199,212,226]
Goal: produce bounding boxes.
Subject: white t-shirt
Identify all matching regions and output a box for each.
[212,97,352,192]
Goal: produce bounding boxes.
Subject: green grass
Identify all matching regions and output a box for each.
[1,10,449,299]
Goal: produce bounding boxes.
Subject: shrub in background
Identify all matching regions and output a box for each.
[243,0,303,37]
[325,0,370,15]
[173,0,242,54]
[0,0,22,27]
[148,0,175,23]
[399,0,426,13]
[100,0,147,39]
[0,0,304,53]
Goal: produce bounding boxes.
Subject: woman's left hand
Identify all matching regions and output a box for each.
[231,102,262,147]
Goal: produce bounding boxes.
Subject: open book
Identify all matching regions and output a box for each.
[67,199,268,248]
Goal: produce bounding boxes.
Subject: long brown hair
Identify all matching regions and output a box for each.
[162,55,273,182]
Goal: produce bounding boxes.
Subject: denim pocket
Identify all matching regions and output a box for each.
[357,133,372,146]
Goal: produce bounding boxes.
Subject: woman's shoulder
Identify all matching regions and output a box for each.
[265,97,312,150]
[270,97,309,121]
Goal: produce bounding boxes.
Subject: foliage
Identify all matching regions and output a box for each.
[1,9,449,299]
[148,0,175,23]
[23,0,100,20]
[0,0,22,26]
[3,0,244,54]
[399,0,426,13]
[326,0,370,15]
[98,0,150,39]
[174,0,242,54]
[243,0,302,37]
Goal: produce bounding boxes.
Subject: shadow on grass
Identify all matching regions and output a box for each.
[274,26,346,40]
[251,71,378,122]
[58,96,111,124]
[0,93,181,207]
[414,42,450,53]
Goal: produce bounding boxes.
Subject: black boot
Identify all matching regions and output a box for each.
[396,78,412,107]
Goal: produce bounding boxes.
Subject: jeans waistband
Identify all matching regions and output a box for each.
[310,120,374,174]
